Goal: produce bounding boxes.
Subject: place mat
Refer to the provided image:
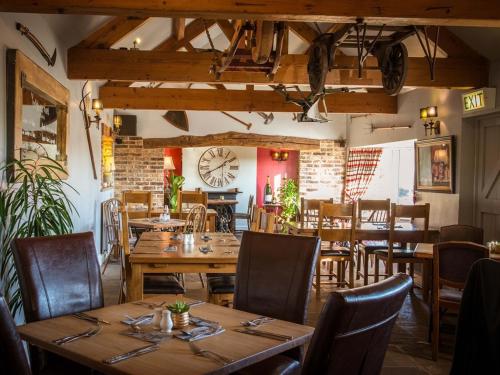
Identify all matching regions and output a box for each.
[121,326,173,344]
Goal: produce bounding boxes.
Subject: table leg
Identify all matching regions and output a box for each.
[422,260,432,303]
[128,264,144,302]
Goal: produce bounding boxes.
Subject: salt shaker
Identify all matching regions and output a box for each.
[151,307,163,329]
[160,309,173,333]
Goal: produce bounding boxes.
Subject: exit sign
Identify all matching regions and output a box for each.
[462,88,496,117]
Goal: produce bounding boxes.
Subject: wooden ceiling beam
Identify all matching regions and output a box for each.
[288,22,318,44]
[216,19,235,41]
[68,49,489,88]
[99,86,397,113]
[143,132,321,150]
[155,18,216,51]
[75,16,149,49]
[172,18,186,41]
[3,1,500,27]
[425,27,486,59]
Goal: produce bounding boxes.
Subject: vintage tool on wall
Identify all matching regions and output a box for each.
[221,111,252,130]
[16,22,57,66]
[163,111,189,132]
[208,20,286,80]
[79,81,100,179]
[256,112,274,124]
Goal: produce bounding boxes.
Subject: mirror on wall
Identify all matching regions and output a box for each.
[6,49,69,177]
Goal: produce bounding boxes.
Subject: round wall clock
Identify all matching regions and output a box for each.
[198,147,239,188]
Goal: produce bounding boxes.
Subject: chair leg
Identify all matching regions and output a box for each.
[315,259,321,298]
[348,259,354,288]
[363,251,369,286]
[374,255,380,283]
[432,305,440,361]
[198,273,205,288]
[329,261,334,280]
[356,248,361,280]
[336,261,342,286]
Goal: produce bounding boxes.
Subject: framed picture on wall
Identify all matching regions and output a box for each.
[415,136,455,193]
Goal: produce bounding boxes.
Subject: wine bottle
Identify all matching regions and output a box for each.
[264,176,273,204]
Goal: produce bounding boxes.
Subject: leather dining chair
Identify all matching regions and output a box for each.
[12,232,103,374]
[234,231,321,362]
[242,274,412,375]
[439,224,484,244]
[431,241,489,360]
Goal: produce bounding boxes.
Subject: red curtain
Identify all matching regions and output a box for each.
[344,148,383,202]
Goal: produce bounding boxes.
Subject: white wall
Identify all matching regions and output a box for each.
[182,146,257,228]
[348,88,464,228]
[0,13,112,260]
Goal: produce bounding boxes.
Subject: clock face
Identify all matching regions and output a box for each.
[198,147,239,188]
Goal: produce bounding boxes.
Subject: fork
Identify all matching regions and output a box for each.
[132,301,167,309]
[54,325,102,345]
[241,316,274,327]
[188,342,232,365]
[73,312,111,325]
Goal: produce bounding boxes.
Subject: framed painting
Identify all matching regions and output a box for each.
[415,136,455,193]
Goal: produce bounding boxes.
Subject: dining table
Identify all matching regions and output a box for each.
[128,232,240,301]
[17,296,314,375]
[128,208,218,232]
[128,218,186,231]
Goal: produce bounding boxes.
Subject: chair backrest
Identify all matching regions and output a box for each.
[247,194,255,216]
[301,198,333,224]
[0,294,31,375]
[439,225,484,244]
[12,232,103,323]
[119,205,131,303]
[357,199,390,223]
[122,190,152,218]
[302,274,412,375]
[249,205,261,231]
[103,198,121,248]
[234,231,320,325]
[179,191,208,211]
[433,241,489,290]
[318,202,356,243]
[388,203,430,254]
[258,211,276,233]
[184,204,207,233]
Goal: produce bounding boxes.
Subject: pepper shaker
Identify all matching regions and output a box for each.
[160,309,173,333]
[151,307,163,329]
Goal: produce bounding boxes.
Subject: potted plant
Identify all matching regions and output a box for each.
[167,300,190,328]
[169,174,185,212]
[0,153,77,318]
[279,178,299,225]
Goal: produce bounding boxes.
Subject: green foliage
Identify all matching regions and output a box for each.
[167,300,190,314]
[169,173,185,211]
[279,179,299,223]
[0,154,77,317]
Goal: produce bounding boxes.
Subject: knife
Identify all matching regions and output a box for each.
[234,328,293,341]
[103,344,160,364]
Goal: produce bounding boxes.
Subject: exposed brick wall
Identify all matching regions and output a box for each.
[114,136,164,208]
[299,140,346,202]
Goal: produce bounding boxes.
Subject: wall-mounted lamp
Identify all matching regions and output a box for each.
[132,37,141,50]
[420,106,440,136]
[271,150,289,161]
[112,114,122,136]
[79,81,102,130]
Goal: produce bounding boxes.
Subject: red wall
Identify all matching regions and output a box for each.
[163,148,183,185]
[256,148,299,207]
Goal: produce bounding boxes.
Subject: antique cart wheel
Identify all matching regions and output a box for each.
[307,42,329,96]
[380,42,408,96]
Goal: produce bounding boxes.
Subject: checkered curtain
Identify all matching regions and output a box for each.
[344,148,383,202]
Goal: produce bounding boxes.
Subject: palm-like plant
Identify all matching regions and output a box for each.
[0,153,77,317]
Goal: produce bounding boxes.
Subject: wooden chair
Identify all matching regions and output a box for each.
[101,198,122,275]
[439,224,484,244]
[178,190,208,211]
[249,205,261,231]
[250,209,276,233]
[314,202,357,297]
[431,241,489,360]
[122,190,152,219]
[184,204,207,288]
[300,198,333,224]
[356,199,391,285]
[119,206,184,304]
[233,194,254,230]
[374,203,430,285]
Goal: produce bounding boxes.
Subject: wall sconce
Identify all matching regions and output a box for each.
[420,106,440,136]
[132,37,141,50]
[79,81,102,129]
[113,114,122,136]
[271,150,289,161]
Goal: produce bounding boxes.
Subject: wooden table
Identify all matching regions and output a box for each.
[128,232,240,301]
[17,296,314,375]
[129,209,217,232]
[128,218,186,231]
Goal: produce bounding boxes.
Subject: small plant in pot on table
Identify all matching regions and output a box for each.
[168,301,190,329]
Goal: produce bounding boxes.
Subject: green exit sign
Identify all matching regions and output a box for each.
[462,88,495,116]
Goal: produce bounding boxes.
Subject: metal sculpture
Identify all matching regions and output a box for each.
[16,22,57,66]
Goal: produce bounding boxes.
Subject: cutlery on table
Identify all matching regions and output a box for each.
[240,316,274,327]
[53,325,102,345]
[234,328,293,341]
[123,313,154,325]
[73,312,111,325]
[189,342,232,365]
[103,344,160,364]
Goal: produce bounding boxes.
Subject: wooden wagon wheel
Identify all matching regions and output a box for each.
[307,41,329,96]
[380,42,408,96]
[251,20,275,64]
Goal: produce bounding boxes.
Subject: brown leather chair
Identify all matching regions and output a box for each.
[0,294,31,375]
[431,241,489,360]
[244,274,412,375]
[439,224,484,244]
[12,232,103,374]
[234,231,321,361]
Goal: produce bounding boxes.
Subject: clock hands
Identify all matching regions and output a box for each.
[208,160,229,174]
